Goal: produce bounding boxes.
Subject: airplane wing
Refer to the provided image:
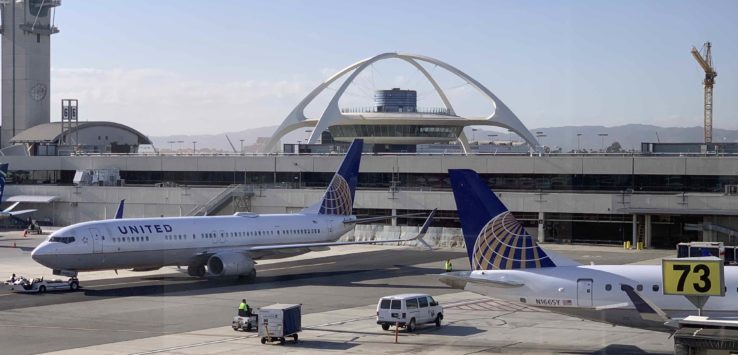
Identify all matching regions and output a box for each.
[2,202,20,213]
[620,284,677,327]
[198,209,436,257]
[438,271,524,289]
[9,209,37,216]
[346,212,430,225]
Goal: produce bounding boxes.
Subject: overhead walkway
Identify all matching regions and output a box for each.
[187,184,255,216]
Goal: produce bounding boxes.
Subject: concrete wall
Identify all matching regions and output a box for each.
[341,225,465,249]
[5,154,738,176]
[6,184,738,227]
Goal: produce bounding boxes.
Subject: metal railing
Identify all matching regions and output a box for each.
[340,106,452,115]
[187,184,255,216]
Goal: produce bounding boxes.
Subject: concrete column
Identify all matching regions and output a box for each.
[632,214,638,248]
[537,211,545,243]
[644,214,652,248]
[391,208,397,227]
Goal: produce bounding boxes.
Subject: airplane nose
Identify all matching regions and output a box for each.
[31,243,49,264]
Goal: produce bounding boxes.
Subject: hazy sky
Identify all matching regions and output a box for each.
[45,0,738,136]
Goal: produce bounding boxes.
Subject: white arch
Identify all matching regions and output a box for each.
[262,52,539,152]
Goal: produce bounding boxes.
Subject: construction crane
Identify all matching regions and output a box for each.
[691,42,717,143]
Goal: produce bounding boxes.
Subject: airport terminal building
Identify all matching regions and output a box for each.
[1,48,736,249]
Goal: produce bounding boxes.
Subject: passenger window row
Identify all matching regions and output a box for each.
[604,283,658,292]
[112,236,150,243]
[165,235,187,240]
[198,229,322,239]
[110,228,324,244]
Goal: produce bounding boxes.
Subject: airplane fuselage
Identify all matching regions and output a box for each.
[460,265,738,331]
[32,213,352,272]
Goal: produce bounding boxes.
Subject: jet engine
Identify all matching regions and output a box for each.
[207,253,255,277]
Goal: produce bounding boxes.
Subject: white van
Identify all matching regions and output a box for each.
[376,293,443,332]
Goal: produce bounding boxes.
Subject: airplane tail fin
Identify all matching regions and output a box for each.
[315,139,363,216]
[114,199,125,219]
[449,169,557,270]
[0,163,7,203]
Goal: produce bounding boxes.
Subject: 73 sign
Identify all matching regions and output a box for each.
[662,258,725,296]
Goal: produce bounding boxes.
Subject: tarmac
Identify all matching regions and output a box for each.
[0,229,676,354]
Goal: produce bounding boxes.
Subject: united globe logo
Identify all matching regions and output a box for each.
[319,175,353,215]
[472,211,553,270]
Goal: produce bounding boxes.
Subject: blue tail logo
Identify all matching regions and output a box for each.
[0,163,7,203]
[318,139,363,215]
[449,169,556,270]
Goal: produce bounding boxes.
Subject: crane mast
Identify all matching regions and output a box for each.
[691,42,717,143]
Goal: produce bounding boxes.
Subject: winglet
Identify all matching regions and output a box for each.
[415,209,436,250]
[620,284,673,325]
[114,199,125,219]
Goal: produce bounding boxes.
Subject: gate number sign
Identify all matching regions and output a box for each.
[662,258,724,296]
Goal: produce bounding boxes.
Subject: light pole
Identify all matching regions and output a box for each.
[192,141,197,154]
[576,133,582,151]
[598,133,608,152]
[239,139,244,154]
[167,140,184,153]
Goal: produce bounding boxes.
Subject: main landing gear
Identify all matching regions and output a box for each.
[187,264,206,278]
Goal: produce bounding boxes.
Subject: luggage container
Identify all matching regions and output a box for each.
[258,304,301,345]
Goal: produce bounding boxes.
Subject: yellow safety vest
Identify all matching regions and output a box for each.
[239,302,246,310]
[444,261,452,271]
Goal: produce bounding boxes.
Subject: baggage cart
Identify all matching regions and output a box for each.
[258,304,301,345]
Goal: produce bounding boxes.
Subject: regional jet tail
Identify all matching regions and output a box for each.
[0,163,37,219]
[31,139,434,281]
[440,169,738,332]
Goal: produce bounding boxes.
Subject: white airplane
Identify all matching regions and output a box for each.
[0,163,37,219]
[440,169,738,331]
[31,139,433,280]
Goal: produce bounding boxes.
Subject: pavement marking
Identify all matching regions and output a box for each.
[260,261,335,272]
[86,280,154,288]
[306,315,376,328]
[0,323,253,339]
[128,337,248,355]
[0,323,168,334]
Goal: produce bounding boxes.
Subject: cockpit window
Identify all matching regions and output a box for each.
[49,236,75,244]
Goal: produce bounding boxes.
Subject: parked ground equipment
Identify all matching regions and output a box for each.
[258,304,302,345]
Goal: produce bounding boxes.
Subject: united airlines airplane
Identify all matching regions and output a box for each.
[31,139,432,280]
[440,169,738,331]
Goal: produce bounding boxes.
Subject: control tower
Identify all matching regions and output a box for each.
[0,0,60,148]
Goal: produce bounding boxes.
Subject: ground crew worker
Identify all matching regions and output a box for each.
[444,259,453,272]
[238,299,249,317]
